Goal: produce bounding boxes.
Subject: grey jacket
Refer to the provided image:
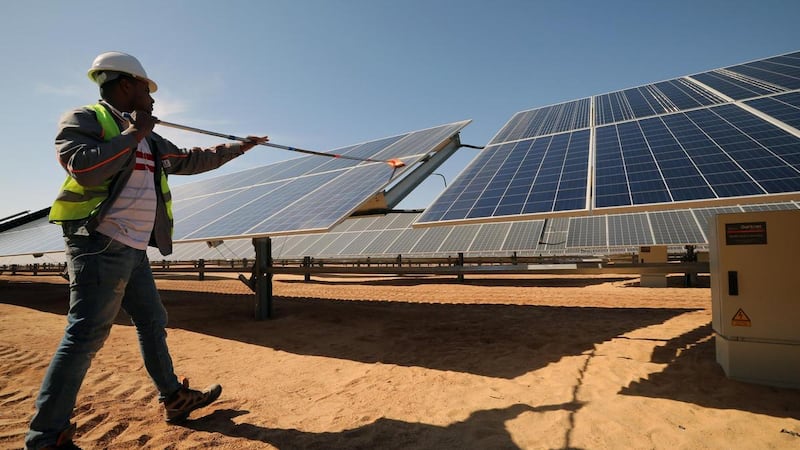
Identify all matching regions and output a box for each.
[55,101,247,255]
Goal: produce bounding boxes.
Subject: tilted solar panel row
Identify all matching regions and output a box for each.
[418,50,800,226]
[168,120,469,241]
[271,201,799,257]
[2,202,797,265]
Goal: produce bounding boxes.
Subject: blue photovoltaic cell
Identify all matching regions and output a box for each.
[489,99,590,144]
[745,91,800,131]
[418,130,590,223]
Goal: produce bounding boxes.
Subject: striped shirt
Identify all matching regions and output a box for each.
[96,138,157,250]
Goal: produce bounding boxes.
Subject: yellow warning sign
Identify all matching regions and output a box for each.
[731,308,751,327]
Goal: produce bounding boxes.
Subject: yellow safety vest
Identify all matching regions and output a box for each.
[49,103,173,232]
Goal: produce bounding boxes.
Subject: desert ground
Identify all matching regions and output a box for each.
[1,272,798,449]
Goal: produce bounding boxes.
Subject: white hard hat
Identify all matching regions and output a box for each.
[87,51,158,93]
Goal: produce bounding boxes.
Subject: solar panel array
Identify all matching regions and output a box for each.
[0,121,469,258]
[0,216,63,258]
[265,202,799,257]
[417,50,800,226]
[2,202,797,266]
[169,120,469,241]
[4,51,800,264]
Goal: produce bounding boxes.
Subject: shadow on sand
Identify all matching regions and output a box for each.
[620,322,800,420]
[1,277,695,380]
[182,402,585,450]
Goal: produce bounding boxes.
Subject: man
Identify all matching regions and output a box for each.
[25,51,268,450]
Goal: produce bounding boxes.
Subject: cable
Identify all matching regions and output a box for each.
[72,238,114,260]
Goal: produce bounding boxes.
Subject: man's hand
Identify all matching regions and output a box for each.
[126,110,158,142]
[240,136,269,152]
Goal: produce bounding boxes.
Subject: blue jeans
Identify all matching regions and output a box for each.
[25,225,182,449]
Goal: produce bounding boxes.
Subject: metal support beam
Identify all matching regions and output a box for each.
[382,134,464,209]
[254,237,273,320]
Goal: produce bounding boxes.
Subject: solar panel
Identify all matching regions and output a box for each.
[417,50,800,228]
[595,79,725,126]
[279,234,326,257]
[171,120,469,241]
[594,104,800,209]
[438,224,480,253]
[340,230,383,256]
[317,232,362,256]
[469,222,512,253]
[688,51,800,100]
[362,229,404,255]
[489,99,590,144]
[501,220,545,251]
[410,226,453,254]
[536,218,569,251]
[740,201,799,211]
[417,129,590,223]
[745,91,800,131]
[649,210,705,244]
[691,206,743,238]
[144,200,798,260]
[385,228,425,254]
[0,217,63,257]
[566,216,607,248]
[607,213,653,247]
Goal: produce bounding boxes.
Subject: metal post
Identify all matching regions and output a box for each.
[457,252,465,283]
[303,256,311,282]
[198,259,205,281]
[254,237,273,320]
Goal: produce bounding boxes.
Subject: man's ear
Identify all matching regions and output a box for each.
[118,77,133,95]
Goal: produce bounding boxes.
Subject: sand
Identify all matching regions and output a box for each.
[1,272,798,449]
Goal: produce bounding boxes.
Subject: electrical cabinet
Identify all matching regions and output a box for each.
[710,209,800,388]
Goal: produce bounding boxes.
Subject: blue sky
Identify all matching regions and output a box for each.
[1,0,799,221]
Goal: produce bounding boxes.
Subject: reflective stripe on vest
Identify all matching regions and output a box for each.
[49,103,173,233]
